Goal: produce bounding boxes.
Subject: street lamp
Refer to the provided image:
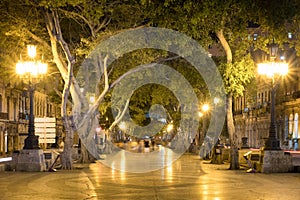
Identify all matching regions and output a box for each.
[198,103,210,158]
[202,104,210,112]
[166,123,173,133]
[257,42,288,150]
[16,45,47,149]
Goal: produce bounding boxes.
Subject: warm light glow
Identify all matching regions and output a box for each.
[257,62,288,77]
[202,104,209,112]
[214,97,220,105]
[119,121,126,131]
[16,45,47,77]
[167,124,173,132]
[16,61,26,75]
[199,112,204,118]
[37,61,47,74]
[16,61,48,76]
[89,95,95,104]
[27,45,36,59]
[96,126,101,133]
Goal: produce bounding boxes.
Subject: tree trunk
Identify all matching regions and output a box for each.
[227,94,240,170]
[61,116,74,169]
[216,29,239,169]
[77,144,95,163]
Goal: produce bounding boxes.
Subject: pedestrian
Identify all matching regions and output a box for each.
[151,138,155,151]
[144,138,150,152]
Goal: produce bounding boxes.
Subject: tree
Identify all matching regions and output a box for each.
[0,0,149,168]
[141,0,257,169]
[41,0,152,168]
[2,0,294,171]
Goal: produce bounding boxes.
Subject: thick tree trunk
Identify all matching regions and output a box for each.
[61,117,74,169]
[217,29,239,169]
[227,94,240,170]
[77,144,94,163]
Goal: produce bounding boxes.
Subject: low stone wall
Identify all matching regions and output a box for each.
[262,150,293,173]
[0,164,5,171]
[239,149,294,173]
[11,149,46,172]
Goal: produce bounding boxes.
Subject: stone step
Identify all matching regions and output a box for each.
[285,151,300,167]
[291,155,300,166]
[0,157,12,172]
[0,164,6,171]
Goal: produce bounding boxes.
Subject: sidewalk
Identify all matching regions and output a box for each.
[0,154,299,200]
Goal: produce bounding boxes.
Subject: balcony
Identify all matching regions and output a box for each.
[234,110,243,115]
[292,91,300,99]
[18,112,27,120]
[0,112,8,120]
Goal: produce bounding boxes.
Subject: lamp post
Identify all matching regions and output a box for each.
[257,42,288,150]
[213,97,220,143]
[16,45,47,149]
[199,103,210,159]
[199,103,210,145]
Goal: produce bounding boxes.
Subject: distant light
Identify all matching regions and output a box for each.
[96,127,101,133]
[199,112,204,117]
[167,124,173,132]
[119,121,126,131]
[280,55,285,60]
[288,32,292,39]
[214,97,220,105]
[253,33,258,41]
[89,95,95,103]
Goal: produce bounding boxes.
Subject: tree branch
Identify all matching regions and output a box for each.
[216,29,232,63]
[108,98,131,131]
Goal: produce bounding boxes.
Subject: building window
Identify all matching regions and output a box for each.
[13,98,17,121]
[7,97,10,119]
[253,33,258,41]
[0,95,2,112]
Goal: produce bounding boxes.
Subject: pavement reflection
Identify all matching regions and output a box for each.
[100,146,181,173]
[0,154,300,200]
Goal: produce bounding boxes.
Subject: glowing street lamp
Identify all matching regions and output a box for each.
[257,62,288,77]
[198,103,210,153]
[257,42,288,150]
[16,45,47,149]
[166,123,173,133]
[202,104,209,112]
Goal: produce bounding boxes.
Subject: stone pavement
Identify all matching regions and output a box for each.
[0,154,299,200]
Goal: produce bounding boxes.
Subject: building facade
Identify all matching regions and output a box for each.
[234,38,300,150]
[0,82,61,156]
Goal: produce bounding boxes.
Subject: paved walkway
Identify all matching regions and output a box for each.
[0,154,299,200]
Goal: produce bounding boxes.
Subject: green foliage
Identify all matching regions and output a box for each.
[219,54,255,97]
[101,48,207,127]
[2,0,298,133]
